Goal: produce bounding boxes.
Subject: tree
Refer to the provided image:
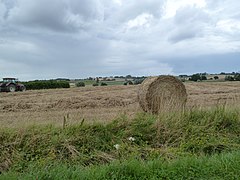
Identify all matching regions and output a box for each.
[96,77,99,84]
[190,74,207,81]
[189,74,201,81]
[214,76,219,80]
[201,75,207,80]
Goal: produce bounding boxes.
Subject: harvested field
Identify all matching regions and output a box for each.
[0,82,240,128]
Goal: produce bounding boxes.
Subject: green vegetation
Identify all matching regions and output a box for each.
[101,81,125,86]
[82,80,95,85]
[128,81,133,85]
[1,106,240,179]
[2,151,240,179]
[234,73,240,81]
[222,73,240,82]
[189,74,207,81]
[76,82,85,87]
[23,80,70,90]
[76,80,125,86]
[92,83,99,86]
[225,76,235,81]
[134,78,145,85]
[214,76,219,80]
[124,81,134,85]
[100,82,108,86]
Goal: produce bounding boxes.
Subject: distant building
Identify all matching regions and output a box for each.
[178,75,191,81]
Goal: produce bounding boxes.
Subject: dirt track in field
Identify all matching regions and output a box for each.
[1,82,240,128]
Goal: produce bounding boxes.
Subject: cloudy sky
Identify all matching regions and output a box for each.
[0,0,240,80]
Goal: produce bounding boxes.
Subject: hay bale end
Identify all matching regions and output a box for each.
[138,75,187,114]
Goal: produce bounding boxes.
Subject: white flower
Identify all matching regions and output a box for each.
[114,144,120,150]
[128,137,135,141]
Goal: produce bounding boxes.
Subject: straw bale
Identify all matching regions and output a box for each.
[138,75,187,114]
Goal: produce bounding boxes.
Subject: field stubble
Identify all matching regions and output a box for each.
[0,82,240,128]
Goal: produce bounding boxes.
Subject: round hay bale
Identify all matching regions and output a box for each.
[138,75,187,114]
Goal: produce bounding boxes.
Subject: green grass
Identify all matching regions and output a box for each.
[82,80,96,85]
[1,106,240,179]
[2,151,240,180]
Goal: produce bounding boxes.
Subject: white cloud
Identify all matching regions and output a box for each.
[216,19,240,33]
[126,13,153,29]
[112,0,122,6]
[163,0,206,18]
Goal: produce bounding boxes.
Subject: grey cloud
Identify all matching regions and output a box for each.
[8,0,67,30]
[164,53,240,75]
[101,0,165,30]
[0,31,112,80]
[0,0,240,80]
[0,2,7,23]
[119,0,164,19]
[68,0,103,21]
[207,0,240,21]
[168,6,211,43]
[6,0,104,32]
[168,29,198,43]
[174,6,209,25]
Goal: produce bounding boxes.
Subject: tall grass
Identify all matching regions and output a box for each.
[1,106,240,178]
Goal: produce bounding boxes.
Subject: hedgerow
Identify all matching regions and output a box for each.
[23,80,70,90]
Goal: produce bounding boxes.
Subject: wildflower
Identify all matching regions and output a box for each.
[128,137,135,141]
[114,144,120,150]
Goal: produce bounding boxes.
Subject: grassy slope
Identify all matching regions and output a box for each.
[1,106,240,179]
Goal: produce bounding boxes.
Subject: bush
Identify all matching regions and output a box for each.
[92,83,99,86]
[23,80,70,90]
[225,76,234,81]
[234,74,240,81]
[76,82,85,87]
[123,81,134,85]
[128,81,133,85]
[134,78,145,85]
[100,82,108,86]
